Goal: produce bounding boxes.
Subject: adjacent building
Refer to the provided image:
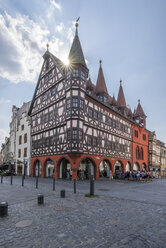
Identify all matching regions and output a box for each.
[149,131,166,177]
[29,22,149,179]
[9,102,31,175]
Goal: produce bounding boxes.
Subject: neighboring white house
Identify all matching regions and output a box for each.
[9,101,31,176]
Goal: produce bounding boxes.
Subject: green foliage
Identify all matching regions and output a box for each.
[0,171,7,176]
[85,193,98,198]
[113,174,118,179]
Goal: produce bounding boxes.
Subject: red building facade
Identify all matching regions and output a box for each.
[29,23,148,179]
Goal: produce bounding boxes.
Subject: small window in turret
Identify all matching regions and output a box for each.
[72,98,78,108]
[73,69,79,77]
[81,71,85,80]
[67,71,71,80]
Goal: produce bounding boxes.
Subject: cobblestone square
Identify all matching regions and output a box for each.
[0,177,166,248]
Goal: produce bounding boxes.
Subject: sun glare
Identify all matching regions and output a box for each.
[63,57,70,66]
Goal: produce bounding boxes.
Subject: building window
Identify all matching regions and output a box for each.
[19,136,22,145]
[21,125,24,131]
[140,147,144,160]
[135,130,138,138]
[24,148,27,157]
[24,133,27,143]
[18,149,21,158]
[42,93,48,101]
[45,138,49,147]
[50,136,53,146]
[51,87,56,96]
[93,137,97,146]
[136,146,139,160]
[72,129,77,140]
[143,134,146,140]
[73,69,79,77]
[49,111,53,121]
[72,98,78,108]
[67,130,71,140]
[89,108,93,118]
[112,120,116,128]
[94,111,98,120]
[66,99,71,109]
[80,99,84,109]
[79,130,83,140]
[81,71,85,80]
[87,136,92,146]
[45,74,49,83]
[49,72,52,80]
[99,113,103,122]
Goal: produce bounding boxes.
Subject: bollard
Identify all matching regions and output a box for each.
[22,175,24,187]
[53,177,55,191]
[36,176,38,189]
[38,194,44,205]
[90,176,94,196]
[1,175,3,184]
[74,179,76,194]
[0,202,8,217]
[60,189,65,198]
[10,174,13,185]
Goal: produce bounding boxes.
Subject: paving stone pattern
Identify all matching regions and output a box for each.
[0,177,166,247]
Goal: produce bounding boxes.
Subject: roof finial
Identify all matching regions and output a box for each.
[120,79,122,85]
[99,59,102,65]
[46,43,49,51]
[75,17,80,35]
[138,99,140,103]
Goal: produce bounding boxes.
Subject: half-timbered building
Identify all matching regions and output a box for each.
[29,22,148,179]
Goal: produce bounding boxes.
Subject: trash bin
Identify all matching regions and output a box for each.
[60,190,65,198]
[38,194,44,205]
[0,202,8,217]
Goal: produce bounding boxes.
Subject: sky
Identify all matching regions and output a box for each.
[0,0,166,146]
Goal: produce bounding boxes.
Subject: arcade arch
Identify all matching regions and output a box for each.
[45,159,54,177]
[78,158,95,180]
[125,162,131,172]
[114,161,124,176]
[59,158,71,179]
[133,162,140,172]
[142,163,146,171]
[99,160,112,178]
[34,160,42,177]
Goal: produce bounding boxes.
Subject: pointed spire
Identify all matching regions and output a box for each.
[135,99,146,116]
[111,94,117,105]
[68,21,87,68]
[117,79,126,108]
[96,60,108,95]
[46,43,49,51]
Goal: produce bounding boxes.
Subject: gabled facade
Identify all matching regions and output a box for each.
[9,102,31,175]
[29,23,148,179]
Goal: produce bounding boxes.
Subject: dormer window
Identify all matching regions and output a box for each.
[98,95,107,103]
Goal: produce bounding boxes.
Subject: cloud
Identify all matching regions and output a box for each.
[0,11,75,84]
[50,0,61,11]
[0,98,11,104]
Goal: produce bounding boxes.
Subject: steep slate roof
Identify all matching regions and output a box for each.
[87,77,96,90]
[117,81,126,108]
[28,50,64,116]
[68,24,87,68]
[126,107,133,118]
[95,61,108,95]
[135,100,146,116]
[18,101,31,121]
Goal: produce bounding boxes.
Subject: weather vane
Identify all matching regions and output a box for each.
[75,17,80,27]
